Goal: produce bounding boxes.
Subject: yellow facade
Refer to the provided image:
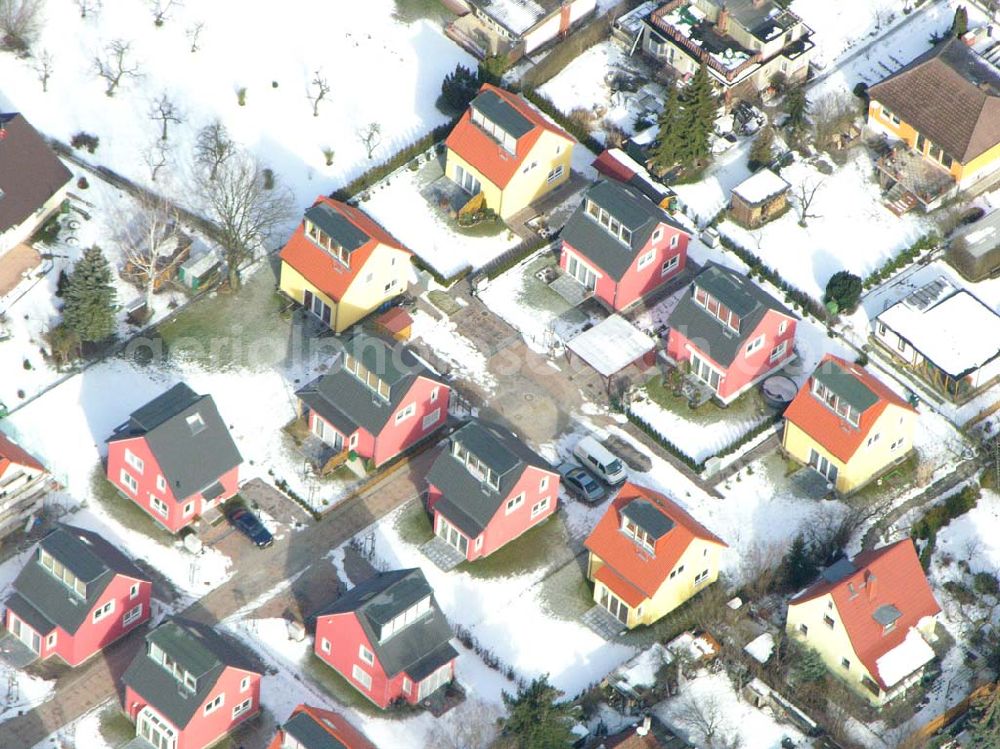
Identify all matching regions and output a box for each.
[781,403,916,494]
[587,538,723,629]
[278,244,411,334]
[444,129,573,220]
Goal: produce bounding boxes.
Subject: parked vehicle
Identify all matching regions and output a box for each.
[558,463,606,504]
[227,507,273,549]
[573,436,627,485]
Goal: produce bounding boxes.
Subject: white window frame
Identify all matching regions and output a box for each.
[240,676,250,692]
[232,697,253,719]
[670,233,680,248]
[769,340,788,363]
[183,502,194,517]
[505,493,525,515]
[539,475,549,492]
[321,638,331,654]
[352,664,373,690]
[636,249,655,271]
[129,583,140,600]
[652,228,663,243]
[531,496,550,519]
[778,320,788,335]
[694,569,710,585]
[124,449,144,474]
[430,387,440,403]
[422,409,441,431]
[151,496,169,518]
[349,433,358,448]
[359,644,375,666]
[746,335,765,357]
[46,632,57,648]
[395,403,416,424]
[203,694,224,716]
[123,603,143,627]
[120,469,138,495]
[402,676,412,695]
[92,599,115,623]
[890,437,904,452]
[661,255,680,277]
[546,165,564,183]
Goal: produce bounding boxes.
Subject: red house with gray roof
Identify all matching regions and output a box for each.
[266,704,377,749]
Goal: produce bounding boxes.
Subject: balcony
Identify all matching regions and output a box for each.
[875,144,957,214]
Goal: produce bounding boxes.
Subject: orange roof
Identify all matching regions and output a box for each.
[584,482,727,601]
[444,83,573,190]
[0,432,44,481]
[790,540,940,690]
[377,306,412,335]
[278,196,409,303]
[266,704,377,749]
[783,355,915,464]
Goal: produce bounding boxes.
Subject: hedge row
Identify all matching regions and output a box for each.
[716,232,828,321]
[912,483,980,570]
[863,233,940,289]
[412,256,471,289]
[519,87,603,156]
[273,476,323,521]
[330,118,458,201]
[483,235,553,280]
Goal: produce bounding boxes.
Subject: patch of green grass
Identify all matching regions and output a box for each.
[458,513,570,579]
[395,500,434,546]
[539,559,595,621]
[393,0,453,24]
[848,452,920,507]
[88,465,172,546]
[643,374,771,426]
[303,656,420,719]
[428,290,461,316]
[450,215,509,238]
[98,705,135,747]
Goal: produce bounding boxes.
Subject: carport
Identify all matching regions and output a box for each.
[566,315,656,393]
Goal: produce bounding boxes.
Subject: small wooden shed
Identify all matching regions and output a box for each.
[730,168,791,228]
[376,306,413,342]
[948,209,1000,282]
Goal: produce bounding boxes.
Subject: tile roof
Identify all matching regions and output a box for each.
[277,705,377,749]
[869,38,1000,164]
[0,113,72,234]
[295,332,441,437]
[107,383,242,503]
[444,84,573,190]
[783,355,914,463]
[0,431,45,480]
[426,420,552,537]
[666,262,792,367]
[122,618,261,729]
[561,180,688,282]
[790,540,940,690]
[591,148,675,205]
[584,482,727,600]
[9,524,147,635]
[279,196,408,303]
[317,569,457,680]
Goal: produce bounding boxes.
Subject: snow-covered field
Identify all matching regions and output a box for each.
[410,308,498,395]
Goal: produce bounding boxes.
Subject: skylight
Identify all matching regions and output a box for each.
[186,412,206,435]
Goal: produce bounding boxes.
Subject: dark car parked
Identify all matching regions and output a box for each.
[228,507,274,549]
[558,463,606,504]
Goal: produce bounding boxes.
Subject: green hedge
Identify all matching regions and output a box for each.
[863,233,940,289]
[519,87,603,155]
[912,484,980,541]
[483,235,552,280]
[411,256,471,289]
[330,118,458,201]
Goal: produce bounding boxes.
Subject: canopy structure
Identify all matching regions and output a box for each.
[567,315,655,378]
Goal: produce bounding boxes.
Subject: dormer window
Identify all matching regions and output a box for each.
[379,595,432,642]
[343,353,390,401]
[621,516,654,553]
[451,440,500,490]
[584,199,632,245]
[148,641,198,692]
[186,413,206,435]
[811,379,860,427]
[470,107,517,154]
[305,219,350,268]
[693,287,740,332]
[38,548,87,598]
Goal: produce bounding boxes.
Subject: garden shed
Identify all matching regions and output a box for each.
[947,209,1000,281]
[729,169,790,228]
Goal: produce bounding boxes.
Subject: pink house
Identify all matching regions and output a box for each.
[425,420,559,561]
[296,332,450,467]
[560,179,690,312]
[122,618,263,749]
[314,568,458,709]
[3,524,151,666]
[666,262,797,404]
[106,383,242,534]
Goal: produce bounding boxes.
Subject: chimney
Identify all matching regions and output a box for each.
[865,570,877,601]
[717,6,729,34]
[636,715,652,736]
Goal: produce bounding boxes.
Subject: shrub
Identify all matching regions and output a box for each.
[70,131,100,153]
[974,571,999,597]
[863,233,939,288]
[437,63,479,116]
[478,53,510,86]
[236,87,247,106]
[520,87,603,155]
[824,271,863,313]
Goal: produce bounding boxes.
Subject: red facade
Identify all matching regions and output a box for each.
[314,611,456,709]
[428,464,559,561]
[106,436,240,534]
[666,308,797,403]
[124,665,261,749]
[4,574,150,667]
[306,376,450,467]
[560,223,689,312]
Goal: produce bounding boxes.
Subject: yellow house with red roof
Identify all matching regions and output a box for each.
[278,197,412,333]
[444,84,575,221]
[583,482,727,629]
[786,540,940,705]
[781,355,916,494]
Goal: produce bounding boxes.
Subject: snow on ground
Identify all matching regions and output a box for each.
[410,308,498,394]
[655,671,805,749]
[0,0,473,216]
[718,152,935,301]
[0,668,55,725]
[674,139,753,226]
[350,504,635,696]
[791,0,909,70]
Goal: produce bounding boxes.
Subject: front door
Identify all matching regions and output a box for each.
[809,449,839,484]
[436,517,468,556]
[689,352,721,392]
[10,617,39,653]
[417,662,452,701]
[567,255,597,291]
[599,586,630,625]
[454,164,481,195]
[137,708,177,749]
[311,416,344,451]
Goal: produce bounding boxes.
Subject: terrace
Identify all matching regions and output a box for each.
[650,1,760,80]
[875,143,957,214]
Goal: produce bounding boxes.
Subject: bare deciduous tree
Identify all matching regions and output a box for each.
[196,148,295,289]
[674,694,723,745]
[425,699,500,749]
[94,39,141,97]
[33,48,52,92]
[148,92,183,141]
[0,0,45,52]
[142,139,172,183]
[194,119,235,181]
[307,70,330,117]
[794,178,823,227]
[148,0,181,26]
[812,91,859,150]
[113,194,180,312]
[358,121,381,160]
[74,0,100,18]
[185,21,203,52]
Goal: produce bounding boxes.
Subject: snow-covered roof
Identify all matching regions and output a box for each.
[567,315,655,377]
[471,0,551,35]
[875,628,935,688]
[612,643,671,692]
[731,168,790,205]
[743,632,774,664]
[877,281,1000,377]
[614,0,660,36]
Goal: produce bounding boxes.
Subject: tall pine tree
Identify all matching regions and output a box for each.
[677,62,717,167]
[501,675,575,748]
[783,85,809,136]
[439,64,479,115]
[651,84,685,173]
[748,125,775,171]
[783,534,817,590]
[951,5,969,38]
[970,685,1000,748]
[63,245,117,344]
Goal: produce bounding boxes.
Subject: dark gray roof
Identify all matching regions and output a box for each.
[5,593,55,636]
[561,180,686,282]
[471,89,534,139]
[873,604,902,627]
[425,420,550,537]
[0,113,72,234]
[295,332,441,437]
[108,383,242,502]
[820,558,857,584]
[304,202,370,253]
[666,262,792,367]
[9,524,147,635]
[284,712,348,749]
[318,569,457,680]
[813,359,879,413]
[621,499,674,540]
[122,618,259,729]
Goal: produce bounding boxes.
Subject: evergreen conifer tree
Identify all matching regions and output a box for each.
[501,676,575,748]
[677,63,717,166]
[62,245,117,344]
[970,685,1000,748]
[951,5,969,37]
[783,534,817,590]
[784,86,809,135]
[749,125,775,171]
[652,85,685,172]
[439,64,480,115]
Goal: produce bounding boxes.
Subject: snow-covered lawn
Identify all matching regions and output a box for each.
[673,140,754,226]
[792,0,913,71]
[410,308,498,395]
[717,153,935,301]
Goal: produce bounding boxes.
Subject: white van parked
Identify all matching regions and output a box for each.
[573,436,627,485]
